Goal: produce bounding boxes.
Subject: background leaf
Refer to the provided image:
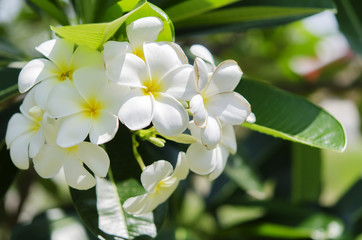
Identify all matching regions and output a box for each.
[334,0,362,55]
[165,0,335,36]
[28,0,70,25]
[291,143,321,204]
[237,78,346,151]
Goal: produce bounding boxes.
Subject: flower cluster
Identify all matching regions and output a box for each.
[6,17,253,215]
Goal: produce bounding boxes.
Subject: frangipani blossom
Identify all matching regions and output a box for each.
[105,41,195,136]
[5,89,45,169]
[18,39,104,108]
[186,121,236,180]
[123,152,189,215]
[33,120,109,190]
[103,16,163,65]
[190,56,251,149]
[47,67,129,148]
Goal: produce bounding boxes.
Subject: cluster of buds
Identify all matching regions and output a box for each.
[5,17,253,215]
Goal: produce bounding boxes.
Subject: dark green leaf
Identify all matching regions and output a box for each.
[334,0,362,55]
[28,0,70,25]
[70,125,168,240]
[237,78,346,151]
[0,37,25,62]
[172,0,335,36]
[165,0,238,22]
[291,143,321,204]
[0,68,21,106]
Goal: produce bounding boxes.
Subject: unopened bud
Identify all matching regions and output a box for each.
[148,137,166,147]
[28,106,43,119]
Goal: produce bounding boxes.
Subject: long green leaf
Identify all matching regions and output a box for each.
[70,125,167,239]
[0,68,21,111]
[291,143,321,204]
[334,0,362,55]
[165,0,238,22]
[172,0,335,36]
[29,0,70,25]
[236,79,346,151]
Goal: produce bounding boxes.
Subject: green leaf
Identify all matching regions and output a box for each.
[165,0,238,22]
[51,13,130,50]
[225,154,266,199]
[334,0,362,55]
[291,143,321,204]
[29,0,70,25]
[236,78,346,151]
[70,125,167,239]
[172,0,335,36]
[52,1,174,50]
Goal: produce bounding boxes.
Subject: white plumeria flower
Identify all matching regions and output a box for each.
[104,40,195,137]
[190,56,251,149]
[18,38,104,108]
[186,121,236,180]
[123,152,189,216]
[5,89,45,169]
[47,67,129,148]
[190,44,216,71]
[103,16,163,64]
[33,119,109,190]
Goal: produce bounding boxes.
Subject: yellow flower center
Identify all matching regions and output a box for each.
[142,79,162,97]
[60,69,73,81]
[133,47,145,61]
[83,99,102,118]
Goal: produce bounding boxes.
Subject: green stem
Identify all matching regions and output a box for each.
[132,133,146,171]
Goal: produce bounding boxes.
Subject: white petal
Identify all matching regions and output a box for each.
[207,92,251,125]
[161,65,197,100]
[152,93,188,137]
[73,67,107,101]
[5,113,34,147]
[186,142,216,175]
[33,144,66,178]
[47,82,85,118]
[190,44,215,67]
[98,81,129,115]
[194,58,209,91]
[127,17,163,50]
[144,42,187,80]
[172,152,189,180]
[64,154,96,190]
[20,87,39,118]
[9,132,32,169]
[190,94,208,128]
[35,39,74,70]
[188,121,202,141]
[208,146,229,181]
[119,89,154,130]
[106,53,147,87]
[123,194,150,215]
[103,41,132,65]
[205,60,243,97]
[28,126,44,158]
[89,111,118,144]
[56,113,91,148]
[200,114,221,149]
[141,160,173,192]
[33,78,58,110]
[221,124,237,154]
[70,45,104,69]
[18,58,59,93]
[77,142,110,177]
